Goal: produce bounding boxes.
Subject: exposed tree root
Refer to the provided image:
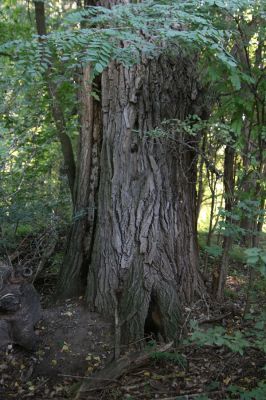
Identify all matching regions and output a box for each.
[74,341,173,400]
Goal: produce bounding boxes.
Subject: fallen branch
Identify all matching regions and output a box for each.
[122,380,149,391]
[74,341,173,400]
[198,312,231,324]
[59,373,118,382]
[156,390,223,399]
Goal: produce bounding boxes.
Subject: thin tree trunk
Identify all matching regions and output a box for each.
[196,131,207,221]
[86,56,207,343]
[239,120,254,245]
[244,165,266,315]
[206,172,218,247]
[203,178,217,275]
[215,145,235,300]
[33,1,76,202]
[203,148,219,274]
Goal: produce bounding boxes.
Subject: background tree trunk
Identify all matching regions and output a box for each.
[215,145,235,300]
[196,131,207,222]
[34,1,76,202]
[86,55,207,343]
[56,68,102,297]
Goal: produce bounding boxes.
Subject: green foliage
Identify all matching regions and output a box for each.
[0,1,34,42]
[64,0,234,63]
[0,82,72,247]
[228,246,246,264]
[204,244,223,258]
[245,248,266,276]
[224,287,239,299]
[0,2,76,256]
[217,211,246,238]
[187,324,249,355]
[187,307,266,357]
[228,381,266,400]
[1,0,253,83]
[217,199,265,240]
[244,311,266,353]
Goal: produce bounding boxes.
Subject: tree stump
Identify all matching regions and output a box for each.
[0,263,42,350]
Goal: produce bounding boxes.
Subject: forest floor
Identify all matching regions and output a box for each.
[0,274,265,400]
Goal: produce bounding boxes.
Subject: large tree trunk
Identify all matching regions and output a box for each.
[86,55,207,343]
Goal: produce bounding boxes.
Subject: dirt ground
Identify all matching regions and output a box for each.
[0,298,114,399]
[0,286,265,400]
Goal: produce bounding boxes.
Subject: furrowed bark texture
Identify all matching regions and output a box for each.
[86,55,206,343]
[57,67,102,297]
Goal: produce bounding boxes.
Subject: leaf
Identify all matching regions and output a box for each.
[61,341,70,352]
[231,118,242,135]
[94,63,104,73]
[258,264,266,276]
[64,311,73,317]
[246,256,259,265]
[91,91,100,101]
[245,248,260,256]
[255,321,265,330]
[224,376,231,385]
[204,245,223,257]
[230,71,241,90]
[260,254,266,264]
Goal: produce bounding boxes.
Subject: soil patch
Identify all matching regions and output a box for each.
[0,298,113,399]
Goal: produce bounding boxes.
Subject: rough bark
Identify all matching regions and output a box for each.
[86,55,206,343]
[56,68,102,297]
